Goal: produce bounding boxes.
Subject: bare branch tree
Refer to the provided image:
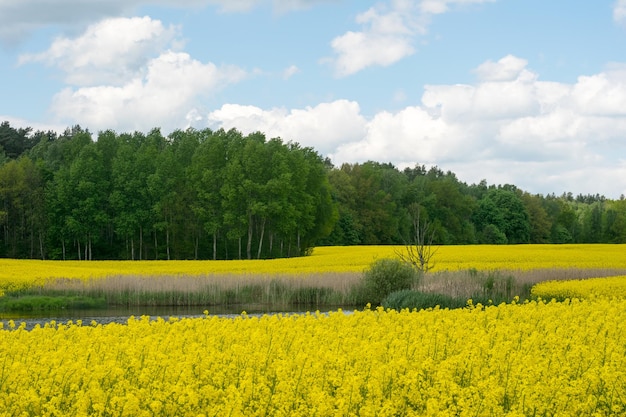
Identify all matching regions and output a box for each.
[397,203,438,272]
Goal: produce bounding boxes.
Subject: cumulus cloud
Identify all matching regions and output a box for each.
[29,17,248,132]
[326,0,495,77]
[473,55,530,81]
[206,55,626,196]
[19,16,180,86]
[51,51,246,132]
[207,100,367,154]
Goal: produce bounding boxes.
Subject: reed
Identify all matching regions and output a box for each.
[5,267,626,311]
[419,267,626,303]
[7,272,364,309]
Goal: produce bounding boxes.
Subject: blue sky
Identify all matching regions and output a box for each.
[1,0,626,197]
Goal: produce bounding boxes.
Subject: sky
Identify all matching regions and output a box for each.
[1,0,626,198]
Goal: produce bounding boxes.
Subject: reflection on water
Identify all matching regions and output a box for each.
[0,304,353,330]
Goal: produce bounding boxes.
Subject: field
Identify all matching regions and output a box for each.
[4,244,626,286]
[1,245,626,415]
[3,244,626,310]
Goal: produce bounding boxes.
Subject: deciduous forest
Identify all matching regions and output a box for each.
[1,121,625,260]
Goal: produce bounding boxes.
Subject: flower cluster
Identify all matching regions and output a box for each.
[532,275,626,300]
[1,299,625,416]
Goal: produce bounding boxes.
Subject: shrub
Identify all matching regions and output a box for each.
[382,290,467,311]
[0,295,106,311]
[358,258,420,305]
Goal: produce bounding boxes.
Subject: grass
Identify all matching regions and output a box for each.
[5,267,626,312]
[4,272,363,311]
[0,295,106,312]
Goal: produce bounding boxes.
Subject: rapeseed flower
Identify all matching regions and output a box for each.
[0,298,625,416]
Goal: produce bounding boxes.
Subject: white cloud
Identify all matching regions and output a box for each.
[17,15,247,133]
[0,0,331,43]
[0,115,66,134]
[19,17,180,86]
[571,70,626,116]
[614,0,626,25]
[51,51,247,132]
[473,54,529,81]
[282,65,300,79]
[207,55,626,197]
[327,0,495,77]
[207,100,367,154]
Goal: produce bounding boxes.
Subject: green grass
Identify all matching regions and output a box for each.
[0,295,106,312]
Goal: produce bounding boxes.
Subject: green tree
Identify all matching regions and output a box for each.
[605,199,626,243]
[190,128,226,260]
[66,142,109,259]
[521,192,552,243]
[475,188,530,244]
[0,157,46,258]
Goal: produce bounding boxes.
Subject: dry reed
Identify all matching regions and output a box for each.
[20,272,364,307]
[420,267,626,300]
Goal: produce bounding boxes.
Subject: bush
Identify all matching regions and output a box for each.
[358,258,420,306]
[382,290,467,311]
[0,295,106,311]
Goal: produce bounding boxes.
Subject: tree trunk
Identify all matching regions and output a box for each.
[257,217,266,259]
[166,228,171,260]
[247,214,253,260]
[39,231,45,260]
[269,233,273,257]
[212,232,217,260]
[297,231,301,255]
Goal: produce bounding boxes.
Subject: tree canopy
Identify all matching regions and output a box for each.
[1,120,626,260]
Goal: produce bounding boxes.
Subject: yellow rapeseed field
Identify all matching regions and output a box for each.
[1,299,625,416]
[3,244,626,295]
[3,245,626,416]
[532,275,626,300]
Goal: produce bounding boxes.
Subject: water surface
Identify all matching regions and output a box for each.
[0,304,351,330]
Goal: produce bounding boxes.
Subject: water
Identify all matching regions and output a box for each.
[0,304,352,330]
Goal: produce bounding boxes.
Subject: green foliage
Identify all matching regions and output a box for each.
[2,118,626,259]
[383,269,520,311]
[0,295,106,311]
[466,268,517,304]
[474,188,530,244]
[358,258,420,305]
[0,123,338,260]
[481,224,508,244]
[382,290,467,311]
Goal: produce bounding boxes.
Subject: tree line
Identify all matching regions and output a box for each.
[322,161,626,246]
[1,120,626,260]
[0,122,335,260]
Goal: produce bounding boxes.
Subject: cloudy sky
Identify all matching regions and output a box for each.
[1,0,626,197]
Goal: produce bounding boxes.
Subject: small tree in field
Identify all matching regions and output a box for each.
[360,258,420,305]
[397,203,438,273]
